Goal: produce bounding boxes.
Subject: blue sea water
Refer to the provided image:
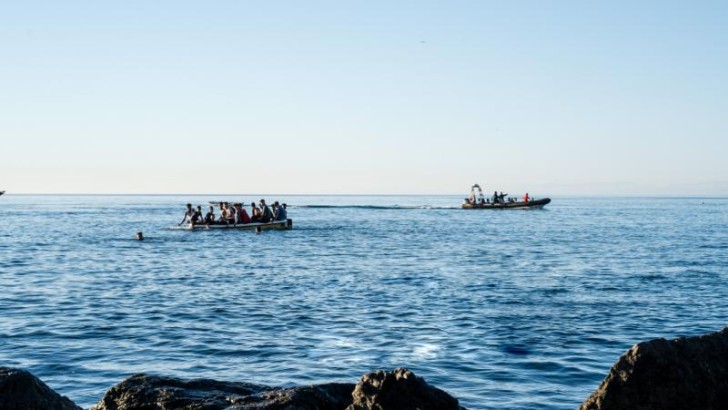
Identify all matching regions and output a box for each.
[1,195,727,409]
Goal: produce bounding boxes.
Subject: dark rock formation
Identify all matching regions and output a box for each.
[0,367,81,410]
[93,369,466,410]
[240,383,356,410]
[580,327,728,410]
[0,366,465,410]
[91,374,354,409]
[347,368,465,410]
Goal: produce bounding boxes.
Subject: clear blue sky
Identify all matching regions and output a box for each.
[1,1,726,195]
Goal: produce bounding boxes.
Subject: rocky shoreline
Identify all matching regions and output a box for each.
[0,368,464,410]
[3,328,728,409]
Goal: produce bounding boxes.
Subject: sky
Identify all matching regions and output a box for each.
[1,1,727,195]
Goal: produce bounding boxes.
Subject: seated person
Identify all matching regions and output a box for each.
[178,203,193,225]
[259,199,273,222]
[235,203,251,224]
[204,206,215,224]
[190,205,203,226]
[217,202,226,223]
[273,201,287,221]
[225,202,236,224]
[277,203,288,221]
[250,202,261,222]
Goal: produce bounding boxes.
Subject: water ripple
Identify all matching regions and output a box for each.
[1,195,727,409]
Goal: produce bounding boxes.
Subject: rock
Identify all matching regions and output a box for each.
[580,327,728,410]
[238,383,356,410]
[91,373,355,410]
[0,366,465,410]
[346,368,465,410]
[0,367,81,410]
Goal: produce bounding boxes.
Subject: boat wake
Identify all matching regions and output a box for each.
[293,204,461,210]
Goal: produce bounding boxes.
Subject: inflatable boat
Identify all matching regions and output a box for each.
[462,184,550,209]
[462,198,551,209]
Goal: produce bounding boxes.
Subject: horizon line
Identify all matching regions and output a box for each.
[2,192,728,199]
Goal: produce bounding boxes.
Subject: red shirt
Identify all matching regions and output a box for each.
[239,209,251,223]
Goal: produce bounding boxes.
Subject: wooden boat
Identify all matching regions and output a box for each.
[462,198,551,209]
[177,219,293,231]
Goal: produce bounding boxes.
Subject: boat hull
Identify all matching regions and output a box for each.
[177,219,292,230]
[462,198,551,209]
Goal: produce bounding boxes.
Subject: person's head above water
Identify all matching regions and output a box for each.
[136,232,144,241]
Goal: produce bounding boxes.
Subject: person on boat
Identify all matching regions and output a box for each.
[250,202,262,222]
[227,202,237,224]
[523,193,530,203]
[217,203,226,224]
[204,205,216,225]
[260,199,273,222]
[273,201,286,221]
[217,203,231,224]
[178,203,194,226]
[276,202,288,221]
[235,203,251,224]
[225,203,236,224]
[499,192,508,203]
[477,190,485,204]
[190,205,203,226]
[216,202,226,223]
[492,191,499,204]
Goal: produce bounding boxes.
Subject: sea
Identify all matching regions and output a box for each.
[1,194,727,409]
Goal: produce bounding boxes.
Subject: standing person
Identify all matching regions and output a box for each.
[492,191,499,204]
[523,193,530,203]
[499,192,508,203]
[260,199,273,222]
[178,203,194,226]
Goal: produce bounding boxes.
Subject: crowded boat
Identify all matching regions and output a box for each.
[177,199,292,230]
